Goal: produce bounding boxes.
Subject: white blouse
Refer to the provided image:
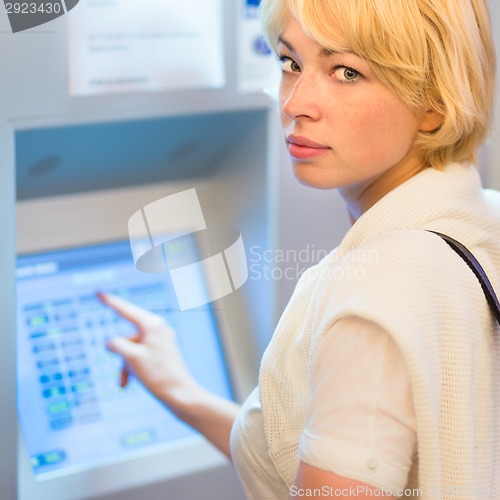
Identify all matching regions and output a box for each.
[230,316,417,499]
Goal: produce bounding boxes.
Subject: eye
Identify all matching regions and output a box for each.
[278,55,301,73]
[333,66,361,82]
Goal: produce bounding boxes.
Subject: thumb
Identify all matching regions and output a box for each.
[106,336,140,360]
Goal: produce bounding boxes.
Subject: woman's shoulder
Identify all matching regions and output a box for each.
[337,228,455,280]
[307,228,490,359]
[312,229,478,328]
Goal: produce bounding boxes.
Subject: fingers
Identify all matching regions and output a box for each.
[120,366,130,388]
[97,292,163,328]
[107,335,140,359]
[107,336,136,388]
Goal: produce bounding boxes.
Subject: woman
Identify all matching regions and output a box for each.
[101,0,500,498]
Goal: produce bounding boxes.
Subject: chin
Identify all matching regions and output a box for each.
[292,165,341,190]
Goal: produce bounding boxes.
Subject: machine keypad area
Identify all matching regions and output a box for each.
[17,239,233,476]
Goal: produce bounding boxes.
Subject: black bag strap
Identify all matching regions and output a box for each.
[428,231,500,326]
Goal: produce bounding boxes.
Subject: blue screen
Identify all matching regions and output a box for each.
[16,237,234,477]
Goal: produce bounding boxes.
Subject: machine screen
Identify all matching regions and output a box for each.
[16,236,233,477]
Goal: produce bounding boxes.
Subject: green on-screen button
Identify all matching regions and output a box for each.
[121,429,156,448]
[31,450,66,469]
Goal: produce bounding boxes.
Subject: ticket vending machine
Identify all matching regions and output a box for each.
[12,109,276,500]
[0,1,288,497]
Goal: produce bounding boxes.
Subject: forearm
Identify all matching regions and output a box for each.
[164,384,241,460]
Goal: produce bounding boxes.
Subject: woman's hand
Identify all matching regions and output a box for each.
[97,292,240,459]
[98,292,200,409]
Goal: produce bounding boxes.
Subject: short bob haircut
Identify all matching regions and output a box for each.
[260,0,496,170]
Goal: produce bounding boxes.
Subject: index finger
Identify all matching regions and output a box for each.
[97,292,164,327]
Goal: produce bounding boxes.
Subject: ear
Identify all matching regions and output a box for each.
[418,108,444,133]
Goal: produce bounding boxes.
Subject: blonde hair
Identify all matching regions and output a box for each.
[260,0,496,169]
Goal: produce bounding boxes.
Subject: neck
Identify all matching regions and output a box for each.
[340,154,427,225]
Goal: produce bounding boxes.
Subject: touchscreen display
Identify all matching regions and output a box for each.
[16,237,233,477]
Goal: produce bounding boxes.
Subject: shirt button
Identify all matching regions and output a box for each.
[367,460,378,471]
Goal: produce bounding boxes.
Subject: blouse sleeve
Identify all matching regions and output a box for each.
[298,315,417,493]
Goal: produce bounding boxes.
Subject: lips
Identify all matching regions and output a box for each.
[286,135,330,160]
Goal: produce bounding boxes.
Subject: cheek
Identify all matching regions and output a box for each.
[346,99,419,162]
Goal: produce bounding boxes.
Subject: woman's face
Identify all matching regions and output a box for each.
[278,16,431,213]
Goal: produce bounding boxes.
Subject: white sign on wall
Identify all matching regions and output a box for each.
[68,0,225,96]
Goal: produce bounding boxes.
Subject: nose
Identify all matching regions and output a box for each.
[281,74,321,121]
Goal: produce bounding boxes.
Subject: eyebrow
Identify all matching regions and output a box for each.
[277,36,353,57]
